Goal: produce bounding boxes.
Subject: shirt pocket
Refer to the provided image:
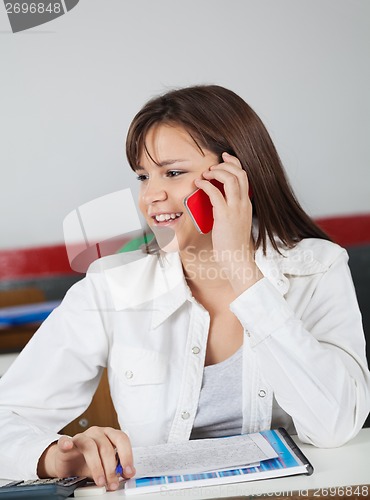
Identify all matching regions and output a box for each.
[109,346,168,424]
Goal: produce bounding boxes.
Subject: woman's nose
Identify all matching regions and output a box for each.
[142,179,167,205]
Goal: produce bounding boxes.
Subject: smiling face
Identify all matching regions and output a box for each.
[136,123,219,253]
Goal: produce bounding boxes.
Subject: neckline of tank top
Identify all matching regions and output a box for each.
[204,345,243,372]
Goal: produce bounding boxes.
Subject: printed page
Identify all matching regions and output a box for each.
[132,433,277,478]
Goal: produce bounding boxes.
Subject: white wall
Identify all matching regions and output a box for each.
[0,0,369,249]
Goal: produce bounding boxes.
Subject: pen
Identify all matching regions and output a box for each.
[115,453,123,475]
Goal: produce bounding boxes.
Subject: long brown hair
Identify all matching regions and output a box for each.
[126,85,330,254]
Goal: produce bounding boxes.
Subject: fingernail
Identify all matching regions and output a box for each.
[109,482,119,491]
[97,476,106,486]
[62,438,72,449]
[124,465,133,475]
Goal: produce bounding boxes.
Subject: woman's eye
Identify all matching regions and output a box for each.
[166,170,184,178]
[136,171,183,181]
[136,174,149,182]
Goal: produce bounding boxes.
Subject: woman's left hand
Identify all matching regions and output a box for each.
[194,152,263,293]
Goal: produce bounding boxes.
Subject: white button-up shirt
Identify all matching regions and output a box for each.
[0,237,370,480]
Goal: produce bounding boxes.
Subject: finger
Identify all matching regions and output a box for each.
[72,433,107,488]
[100,428,136,479]
[222,151,243,168]
[194,177,226,210]
[94,432,121,491]
[202,169,244,207]
[56,435,85,472]
[212,154,249,184]
[216,152,249,189]
[202,153,242,174]
[207,164,250,204]
[88,427,135,488]
[107,429,136,479]
[57,435,74,452]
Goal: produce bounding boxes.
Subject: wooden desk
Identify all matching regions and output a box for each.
[0,324,37,353]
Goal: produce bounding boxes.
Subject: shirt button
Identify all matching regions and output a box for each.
[258,389,267,398]
[192,346,200,354]
[277,279,285,287]
[125,370,133,379]
[181,411,190,420]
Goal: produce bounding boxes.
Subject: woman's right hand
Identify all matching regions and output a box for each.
[37,426,135,491]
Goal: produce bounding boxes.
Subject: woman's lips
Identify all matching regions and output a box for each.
[151,212,183,226]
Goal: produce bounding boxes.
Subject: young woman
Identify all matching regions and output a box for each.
[0,85,369,491]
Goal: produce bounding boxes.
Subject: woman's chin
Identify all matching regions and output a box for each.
[150,220,211,254]
[151,225,180,253]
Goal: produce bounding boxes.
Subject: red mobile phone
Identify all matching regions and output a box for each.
[183,180,225,234]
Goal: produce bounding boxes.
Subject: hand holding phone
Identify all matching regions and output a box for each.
[184,178,252,234]
[183,180,225,234]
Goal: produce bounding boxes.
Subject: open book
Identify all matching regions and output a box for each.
[124,428,313,495]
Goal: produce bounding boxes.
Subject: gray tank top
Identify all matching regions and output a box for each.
[190,346,243,439]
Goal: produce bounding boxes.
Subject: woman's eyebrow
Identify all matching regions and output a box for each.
[134,159,188,171]
[158,159,188,166]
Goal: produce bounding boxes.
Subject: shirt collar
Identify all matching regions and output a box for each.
[104,251,191,329]
[104,229,328,328]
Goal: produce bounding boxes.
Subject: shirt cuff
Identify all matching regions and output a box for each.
[23,434,60,480]
[229,277,294,346]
